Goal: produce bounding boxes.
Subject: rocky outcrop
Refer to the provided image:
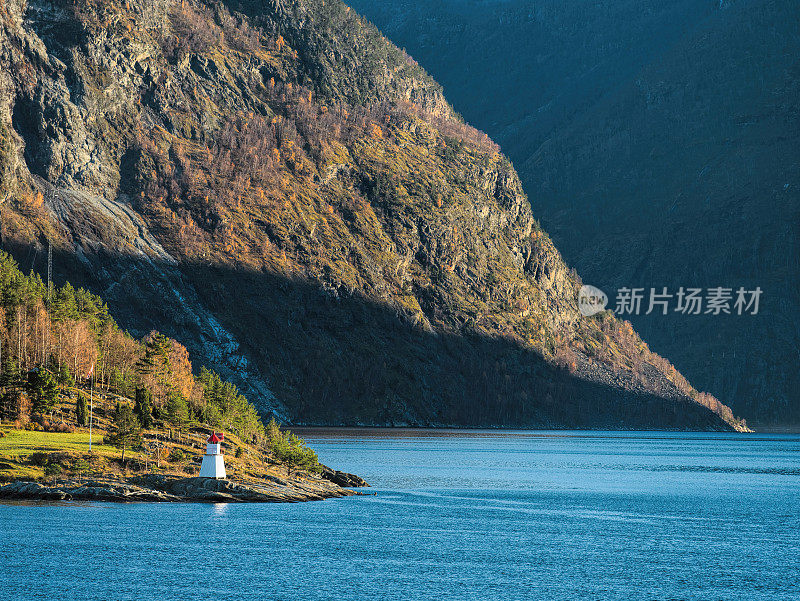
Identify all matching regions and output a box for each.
[0,474,362,502]
[319,465,370,488]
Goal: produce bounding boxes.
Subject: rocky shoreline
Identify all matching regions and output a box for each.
[0,471,368,503]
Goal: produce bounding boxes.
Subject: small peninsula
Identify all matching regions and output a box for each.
[0,428,367,503]
[0,253,365,502]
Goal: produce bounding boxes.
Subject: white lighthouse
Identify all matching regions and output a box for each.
[199,433,227,479]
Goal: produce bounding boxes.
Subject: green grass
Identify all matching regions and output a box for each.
[0,429,119,458]
[0,428,144,481]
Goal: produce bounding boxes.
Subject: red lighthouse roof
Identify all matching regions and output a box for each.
[207,433,224,443]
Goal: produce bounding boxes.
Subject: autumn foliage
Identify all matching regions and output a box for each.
[0,252,265,441]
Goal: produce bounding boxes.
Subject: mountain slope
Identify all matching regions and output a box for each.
[0,0,745,430]
[347,0,799,427]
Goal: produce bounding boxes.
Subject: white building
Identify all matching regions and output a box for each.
[199,433,227,479]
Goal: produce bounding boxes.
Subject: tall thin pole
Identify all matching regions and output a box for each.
[47,240,52,305]
[89,374,93,452]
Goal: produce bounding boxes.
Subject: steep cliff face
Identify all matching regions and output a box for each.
[0,0,745,429]
[346,0,799,427]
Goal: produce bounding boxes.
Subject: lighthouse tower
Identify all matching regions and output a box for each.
[199,433,226,479]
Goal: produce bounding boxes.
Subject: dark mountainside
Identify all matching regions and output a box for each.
[0,0,745,430]
[347,0,800,428]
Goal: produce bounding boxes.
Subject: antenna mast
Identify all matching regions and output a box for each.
[47,240,53,305]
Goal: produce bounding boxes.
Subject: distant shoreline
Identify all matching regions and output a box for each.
[294,425,759,436]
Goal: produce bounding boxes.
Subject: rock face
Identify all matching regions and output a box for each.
[345,0,799,427]
[320,465,369,488]
[0,474,360,502]
[0,0,746,430]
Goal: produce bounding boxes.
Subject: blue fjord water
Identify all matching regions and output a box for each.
[2,430,799,600]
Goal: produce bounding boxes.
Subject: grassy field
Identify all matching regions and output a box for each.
[0,429,119,458]
[0,427,146,481]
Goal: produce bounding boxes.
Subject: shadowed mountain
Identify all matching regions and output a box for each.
[0,236,734,430]
[347,0,800,427]
[0,0,745,430]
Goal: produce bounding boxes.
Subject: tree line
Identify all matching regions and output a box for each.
[0,251,264,443]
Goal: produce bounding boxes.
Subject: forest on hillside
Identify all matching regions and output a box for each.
[0,251,265,441]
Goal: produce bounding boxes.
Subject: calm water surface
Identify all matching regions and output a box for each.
[2,430,799,600]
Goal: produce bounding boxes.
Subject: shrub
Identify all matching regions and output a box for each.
[29,452,49,466]
[44,464,62,477]
[48,453,75,467]
[45,422,75,434]
[266,421,319,473]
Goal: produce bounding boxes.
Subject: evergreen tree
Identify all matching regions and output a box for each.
[139,333,172,375]
[109,368,135,397]
[165,393,189,428]
[76,394,88,426]
[106,403,142,463]
[27,368,59,416]
[266,417,281,443]
[0,390,18,421]
[0,358,20,388]
[267,423,319,474]
[58,366,75,388]
[199,367,264,441]
[133,387,154,428]
[50,282,79,322]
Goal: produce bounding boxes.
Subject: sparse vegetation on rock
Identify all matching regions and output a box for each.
[0,0,746,430]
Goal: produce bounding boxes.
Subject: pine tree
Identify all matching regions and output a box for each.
[133,387,154,428]
[137,333,173,402]
[139,333,172,374]
[50,282,79,322]
[58,366,75,388]
[27,368,59,416]
[76,394,88,426]
[266,417,281,444]
[0,390,18,421]
[106,403,142,464]
[267,423,319,474]
[165,392,189,429]
[0,358,20,388]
